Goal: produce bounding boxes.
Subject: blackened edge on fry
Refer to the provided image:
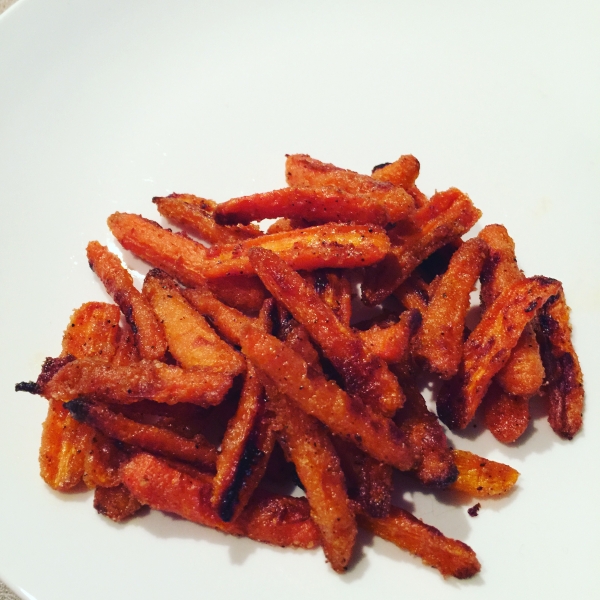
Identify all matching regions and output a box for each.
[63,397,91,423]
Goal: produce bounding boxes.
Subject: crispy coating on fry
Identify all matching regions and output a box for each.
[479,225,544,397]
[412,238,487,379]
[331,435,392,519]
[394,384,457,487]
[285,154,415,220]
[536,290,584,439]
[358,309,421,364]
[271,391,357,572]
[61,302,121,360]
[38,399,89,491]
[206,276,269,315]
[240,324,417,471]
[120,453,320,549]
[93,483,144,522]
[81,430,124,489]
[215,186,410,227]
[450,449,519,497]
[212,364,275,522]
[362,188,482,305]
[249,247,404,417]
[108,212,210,287]
[305,270,353,327]
[183,286,254,347]
[482,383,531,444]
[109,212,390,280]
[64,398,218,468]
[142,269,246,375]
[86,241,167,361]
[371,155,421,189]
[437,276,562,430]
[45,358,233,407]
[153,193,262,244]
[356,504,480,579]
[38,303,126,491]
[200,223,391,278]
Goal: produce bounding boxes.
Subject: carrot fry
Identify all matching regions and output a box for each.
[270,391,357,572]
[437,276,562,430]
[240,324,417,471]
[331,435,392,519]
[479,224,545,398]
[142,269,246,375]
[394,384,457,487]
[215,186,409,227]
[356,504,480,579]
[285,154,415,221]
[64,398,218,469]
[305,270,353,327]
[61,302,121,361]
[86,241,167,361]
[249,247,403,417]
[153,193,262,244]
[362,188,481,305]
[450,449,519,497]
[212,364,275,522]
[537,289,584,439]
[109,212,390,280]
[371,154,421,189]
[412,237,487,379]
[120,452,320,549]
[482,383,531,444]
[358,309,421,364]
[44,358,233,407]
[183,285,255,347]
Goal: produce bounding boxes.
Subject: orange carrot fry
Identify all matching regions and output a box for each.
[271,391,357,572]
[93,483,144,522]
[153,193,262,244]
[45,358,233,407]
[450,449,519,497]
[371,154,421,189]
[240,324,417,471]
[437,276,562,430]
[61,302,121,361]
[358,309,421,364]
[183,285,255,347]
[201,223,391,278]
[537,289,584,439]
[86,241,167,361]
[120,452,320,549]
[331,435,392,519]
[285,154,415,221]
[142,269,246,375]
[394,384,457,487]
[482,383,531,444]
[356,504,480,579]
[305,270,353,327]
[412,237,487,379]
[362,188,481,305]
[479,224,545,397]
[109,212,390,280]
[215,186,409,227]
[64,398,218,469]
[212,364,275,522]
[249,246,403,417]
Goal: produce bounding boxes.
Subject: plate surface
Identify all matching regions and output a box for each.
[1,1,599,599]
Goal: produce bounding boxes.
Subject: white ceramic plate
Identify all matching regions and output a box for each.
[1,1,599,599]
